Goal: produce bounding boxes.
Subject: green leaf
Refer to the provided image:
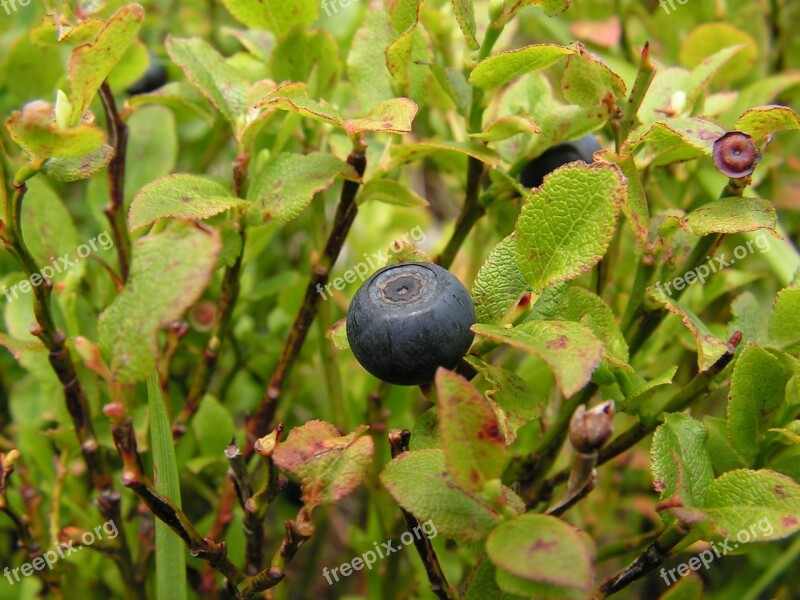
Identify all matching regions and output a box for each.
[257,82,342,126]
[386,1,432,100]
[247,152,357,224]
[703,416,747,475]
[429,64,472,116]
[702,469,800,540]
[270,26,340,97]
[20,179,80,270]
[42,144,115,182]
[124,82,215,125]
[735,105,800,140]
[129,174,244,231]
[500,0,571,20]
[436,369,507,493]
[219,0,318,37]
[473,235,527,325]
[618,366,677,414]
[347,3,395,110]
[470,44,573,90]
[191,395,236,454]
[683,198,777,236]
[99,225,221,383]
[257,83,418,134]
[357,179,428,207]
[6,101,106,158]
[659,573,703,600]
[683,45,746,110]
[769,422,800,446]
[679,23,758,86]
[770,288,800,353]
[124,106,179,200]
[727,345,793,465]
[597,151,649,245]
[651,414,714,509]
[391,141,501,168]
[166,37,249,128]
[561,43,626,107]
[344,98,418,135]
[471,114,540,142]
[472,321,603,398]
[469,358,546,444]
[515,162,624,293]
[67,4,145,126]
[380,448,522,544]
[650,292,729,372]
[486,513,594,593]
[555,287,629,366]
[729,292,769,347]
[624,118,727,166]
[272,420,373,508]
[148,373,187,600]
[464,558,526,600]
[451,0,479,50]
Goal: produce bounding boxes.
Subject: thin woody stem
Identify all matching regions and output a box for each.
[388,429,456,600]
[98,82,132,282]
[110,417,245,586]
[0,160,138,595]
[245,148,367,453]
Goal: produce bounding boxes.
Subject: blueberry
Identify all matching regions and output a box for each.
[519,134,602,188]
[346,262,476,386]
[126,57,168,95]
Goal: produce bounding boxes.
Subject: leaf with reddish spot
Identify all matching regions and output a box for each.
[486,513,595,594]
[436,369,507,493]
[380,448,523,543]
[473,321,603,398]
[701,469,800,541]
[272,420,373,509]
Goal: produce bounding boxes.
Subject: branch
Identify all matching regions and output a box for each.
[226,430,286,576]
[507,384,597,503]
[235,508,314,599]
[98,82,132,282]
[175,154,250,436]
[388,429,456,600]
[0,163,138,594]
[110,416,245,586]
[596,523,689,597]
[534,333,741,504]
[245,148,367,453]
[437,156,485,269]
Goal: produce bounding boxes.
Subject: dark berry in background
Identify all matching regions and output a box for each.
[126,56,168,95]
[520,134,602,188]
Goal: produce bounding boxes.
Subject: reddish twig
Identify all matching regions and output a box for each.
[245,149,367,453]
[98,82,132,282]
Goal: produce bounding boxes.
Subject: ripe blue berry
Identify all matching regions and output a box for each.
[346,262,476,386]
[519,134,602,188]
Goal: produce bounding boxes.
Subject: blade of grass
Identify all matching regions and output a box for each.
[148,372,188,600]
